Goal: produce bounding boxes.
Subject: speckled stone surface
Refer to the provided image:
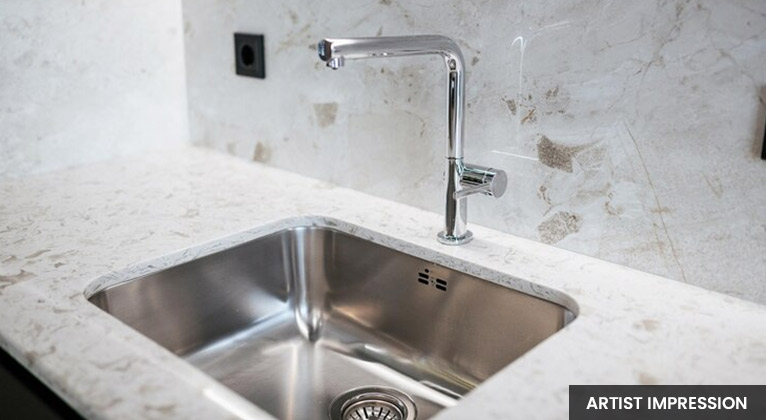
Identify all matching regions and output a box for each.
[1,147,765,420]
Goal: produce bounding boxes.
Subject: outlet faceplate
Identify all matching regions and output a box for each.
[234,33,265,79]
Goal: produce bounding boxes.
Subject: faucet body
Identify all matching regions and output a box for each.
[318,35,506,245]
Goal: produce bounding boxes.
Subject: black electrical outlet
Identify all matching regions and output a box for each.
[234,33,265,79]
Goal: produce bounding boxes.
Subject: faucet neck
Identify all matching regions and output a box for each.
[446,56,464,160]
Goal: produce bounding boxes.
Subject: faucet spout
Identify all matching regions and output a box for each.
[317,35,505,245]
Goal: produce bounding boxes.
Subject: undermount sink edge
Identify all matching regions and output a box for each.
[84,215,578,420]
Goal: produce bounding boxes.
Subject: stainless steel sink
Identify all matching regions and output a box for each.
[88,225,574,420]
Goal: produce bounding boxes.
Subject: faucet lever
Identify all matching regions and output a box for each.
[454,164,507,200]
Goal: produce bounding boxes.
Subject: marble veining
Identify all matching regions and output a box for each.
[1,147,765,419]
[182,0,766,304]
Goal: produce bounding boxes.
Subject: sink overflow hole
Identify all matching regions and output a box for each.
[416,270,447,291]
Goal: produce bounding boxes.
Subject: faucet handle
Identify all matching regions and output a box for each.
[455,163,507,199]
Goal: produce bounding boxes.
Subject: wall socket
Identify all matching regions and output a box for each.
[234,33,265,79]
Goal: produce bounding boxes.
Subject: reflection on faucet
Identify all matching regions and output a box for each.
[317,35,507,245]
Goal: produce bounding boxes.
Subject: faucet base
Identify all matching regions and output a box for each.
[437,230,473,246]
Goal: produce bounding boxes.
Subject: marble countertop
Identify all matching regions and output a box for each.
[1,146,765,420]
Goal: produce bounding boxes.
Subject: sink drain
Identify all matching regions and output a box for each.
[329,386,417,420]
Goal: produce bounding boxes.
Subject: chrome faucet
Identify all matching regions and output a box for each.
[317,35,506,245]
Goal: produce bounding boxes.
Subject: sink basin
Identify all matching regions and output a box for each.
[88,224,574,419]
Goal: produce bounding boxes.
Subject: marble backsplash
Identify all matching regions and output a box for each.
[0,0,188,178]
[183,0,766,303]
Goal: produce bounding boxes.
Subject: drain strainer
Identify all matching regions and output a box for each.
[329,386,417,420]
